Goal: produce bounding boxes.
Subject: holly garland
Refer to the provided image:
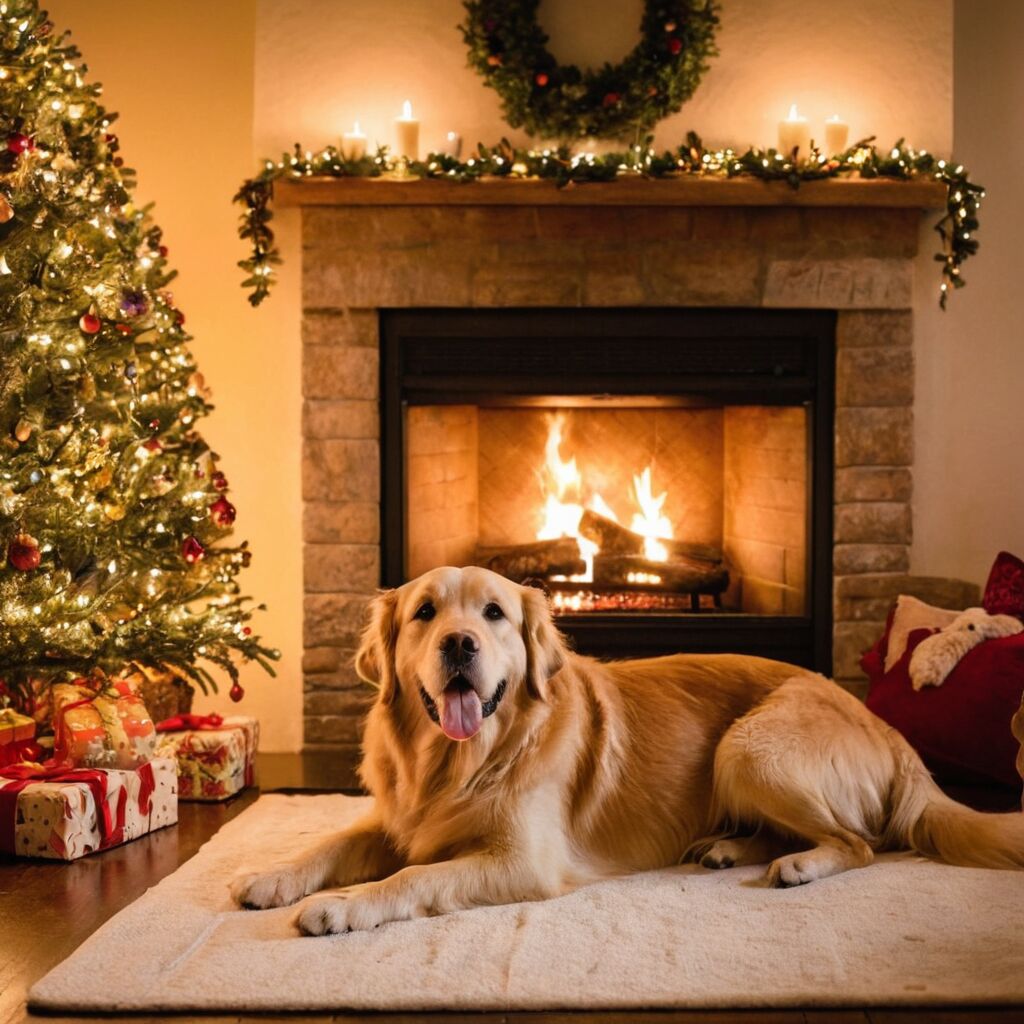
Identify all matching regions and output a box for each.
[459,0,720,141]
[236,132,983,309]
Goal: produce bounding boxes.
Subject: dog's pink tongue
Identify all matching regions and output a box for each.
[440,685,483,741]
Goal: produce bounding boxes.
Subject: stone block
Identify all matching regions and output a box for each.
[834,502,911,544]
[642,245,764,306]
[832,621,882,680]
[302,646,345,674]
[836,346,914,407]
[471,259,582,306]
[303,439,379,502]
[833,543,910,574]
[304,544,379,594]
[303,713,366,745]
[303,592,372,647]
[835,407,913,467]
[304,501,379,545]
[835,310,912,348]
[691,208,754,241]
[299,742,363,785]
[763,258,912,309]
[834,467,913,503]
[303,244,474,307]
[303,400,378,440]
[303,689,373,719]
[302,309,378,347]
[835,573,980,609]
[303,345,378,401]
[798,209,920,258]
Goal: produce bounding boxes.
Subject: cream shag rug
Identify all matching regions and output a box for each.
[30,793,1024,1012]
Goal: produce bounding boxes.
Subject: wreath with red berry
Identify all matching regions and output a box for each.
[460,0,719,141]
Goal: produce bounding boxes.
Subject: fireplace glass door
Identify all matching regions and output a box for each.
[382,309,834,671]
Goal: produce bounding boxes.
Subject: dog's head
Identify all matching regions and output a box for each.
[355,566,565,741]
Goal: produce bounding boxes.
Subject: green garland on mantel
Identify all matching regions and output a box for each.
[234,132,984,309]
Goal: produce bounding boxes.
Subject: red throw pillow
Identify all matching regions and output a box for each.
[983,550,1024,620]
[863,624,1024,788]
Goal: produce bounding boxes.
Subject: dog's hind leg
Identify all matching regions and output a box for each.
[710,674,895,888]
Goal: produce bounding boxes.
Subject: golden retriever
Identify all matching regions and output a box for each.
[232,566,1024,935]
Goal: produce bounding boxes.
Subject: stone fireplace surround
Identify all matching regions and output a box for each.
[281,177,979,775]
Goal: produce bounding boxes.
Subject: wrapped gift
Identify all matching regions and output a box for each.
[0,709,40,768]
[0,756,177,860]
[52,678,156,769]
[155,714,259,801]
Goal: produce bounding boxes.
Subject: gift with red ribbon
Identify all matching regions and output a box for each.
[0,757,177,860]
[0,709,39,767]
[52,678,157,769]
[154,714,259,801]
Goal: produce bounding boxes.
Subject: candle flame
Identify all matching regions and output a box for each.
[826,113,842,123]
[353,121,362,134]
[401,100,413,120]
[786,104,801,121]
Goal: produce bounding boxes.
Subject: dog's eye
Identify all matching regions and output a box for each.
[483,602,504,621]
[413,601,436,622]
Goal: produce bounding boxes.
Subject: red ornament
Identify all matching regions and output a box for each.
[105,132,118,147]
[115,322,132,335]
[79,313,101,334]
[534,72,549,87]
[174,310,186,326]
[668,37,683,55]
[209,495,236,527]
[182,536,205,564]
[113,156,124,168]
[242,626,252,636]
[142,437,162,452]
[229,681,244,703]
[8,533,40,571]
[211,471,228,491]
[7,133,33,155]
[158,245,168,257]
[602,92,621,107]
[486,54,502,67]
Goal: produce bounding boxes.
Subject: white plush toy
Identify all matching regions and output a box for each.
[909,607,1023,691]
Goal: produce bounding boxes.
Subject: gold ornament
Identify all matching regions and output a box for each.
[0,194,13,224]
[91,465,113,490]
[13,419,31,442]
[103,501,126,521]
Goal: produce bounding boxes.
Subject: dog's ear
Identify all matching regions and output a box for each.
[520,585,566,700]
[355,589,400,704]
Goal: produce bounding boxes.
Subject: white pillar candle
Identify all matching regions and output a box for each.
[440,131,462,159]
[777,104,810,159]
[824,114,849,157]
[394,100,420,161]
[342,121,367,161]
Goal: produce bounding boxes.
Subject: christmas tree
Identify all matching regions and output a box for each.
[0,1,277,706]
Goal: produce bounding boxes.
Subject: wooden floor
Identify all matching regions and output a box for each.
[1,752,1021,1024]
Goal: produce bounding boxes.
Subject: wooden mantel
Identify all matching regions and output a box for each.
[276,175,947,209]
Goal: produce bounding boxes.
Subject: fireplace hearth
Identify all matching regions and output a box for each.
[382,308,835,669]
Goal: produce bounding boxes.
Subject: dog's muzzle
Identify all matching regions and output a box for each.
[419,678,507,736]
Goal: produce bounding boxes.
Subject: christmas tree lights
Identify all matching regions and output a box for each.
[0,0,277,705]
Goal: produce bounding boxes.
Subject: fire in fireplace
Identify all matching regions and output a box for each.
[382,308,834,670]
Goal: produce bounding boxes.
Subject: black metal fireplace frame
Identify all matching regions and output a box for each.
[380,308,835,673]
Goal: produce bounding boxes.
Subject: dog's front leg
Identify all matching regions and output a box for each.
[295,853,553,935]
[231,812,402,910]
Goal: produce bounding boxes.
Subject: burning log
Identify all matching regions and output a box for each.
[476,538,585,583]
[592,554,729,595]
[578,509,722,565]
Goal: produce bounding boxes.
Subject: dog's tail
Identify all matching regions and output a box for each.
[889,738,1024,870]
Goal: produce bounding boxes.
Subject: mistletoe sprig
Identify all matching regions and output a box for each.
[235,133,984,310]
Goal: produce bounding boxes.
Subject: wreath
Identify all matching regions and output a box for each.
[460,0,720,141]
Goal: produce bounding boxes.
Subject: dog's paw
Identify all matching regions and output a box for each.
[295,887,388,936]
[231,867,308,910]
[699,839,740,870]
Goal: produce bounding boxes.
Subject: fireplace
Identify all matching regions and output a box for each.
[381,308,834,670]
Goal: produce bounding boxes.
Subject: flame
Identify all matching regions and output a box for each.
[535,415,675,581]
[630,466,673,561]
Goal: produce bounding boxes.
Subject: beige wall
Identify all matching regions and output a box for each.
[53,0,1024,752]
[47,0,303,751]
[912,0,1024,585]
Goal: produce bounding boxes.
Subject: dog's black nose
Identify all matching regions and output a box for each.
[441,632,478,666]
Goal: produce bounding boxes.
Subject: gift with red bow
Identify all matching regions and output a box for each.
[0,708,40,767]
[154,713,259,801]
[0,756,177,860]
